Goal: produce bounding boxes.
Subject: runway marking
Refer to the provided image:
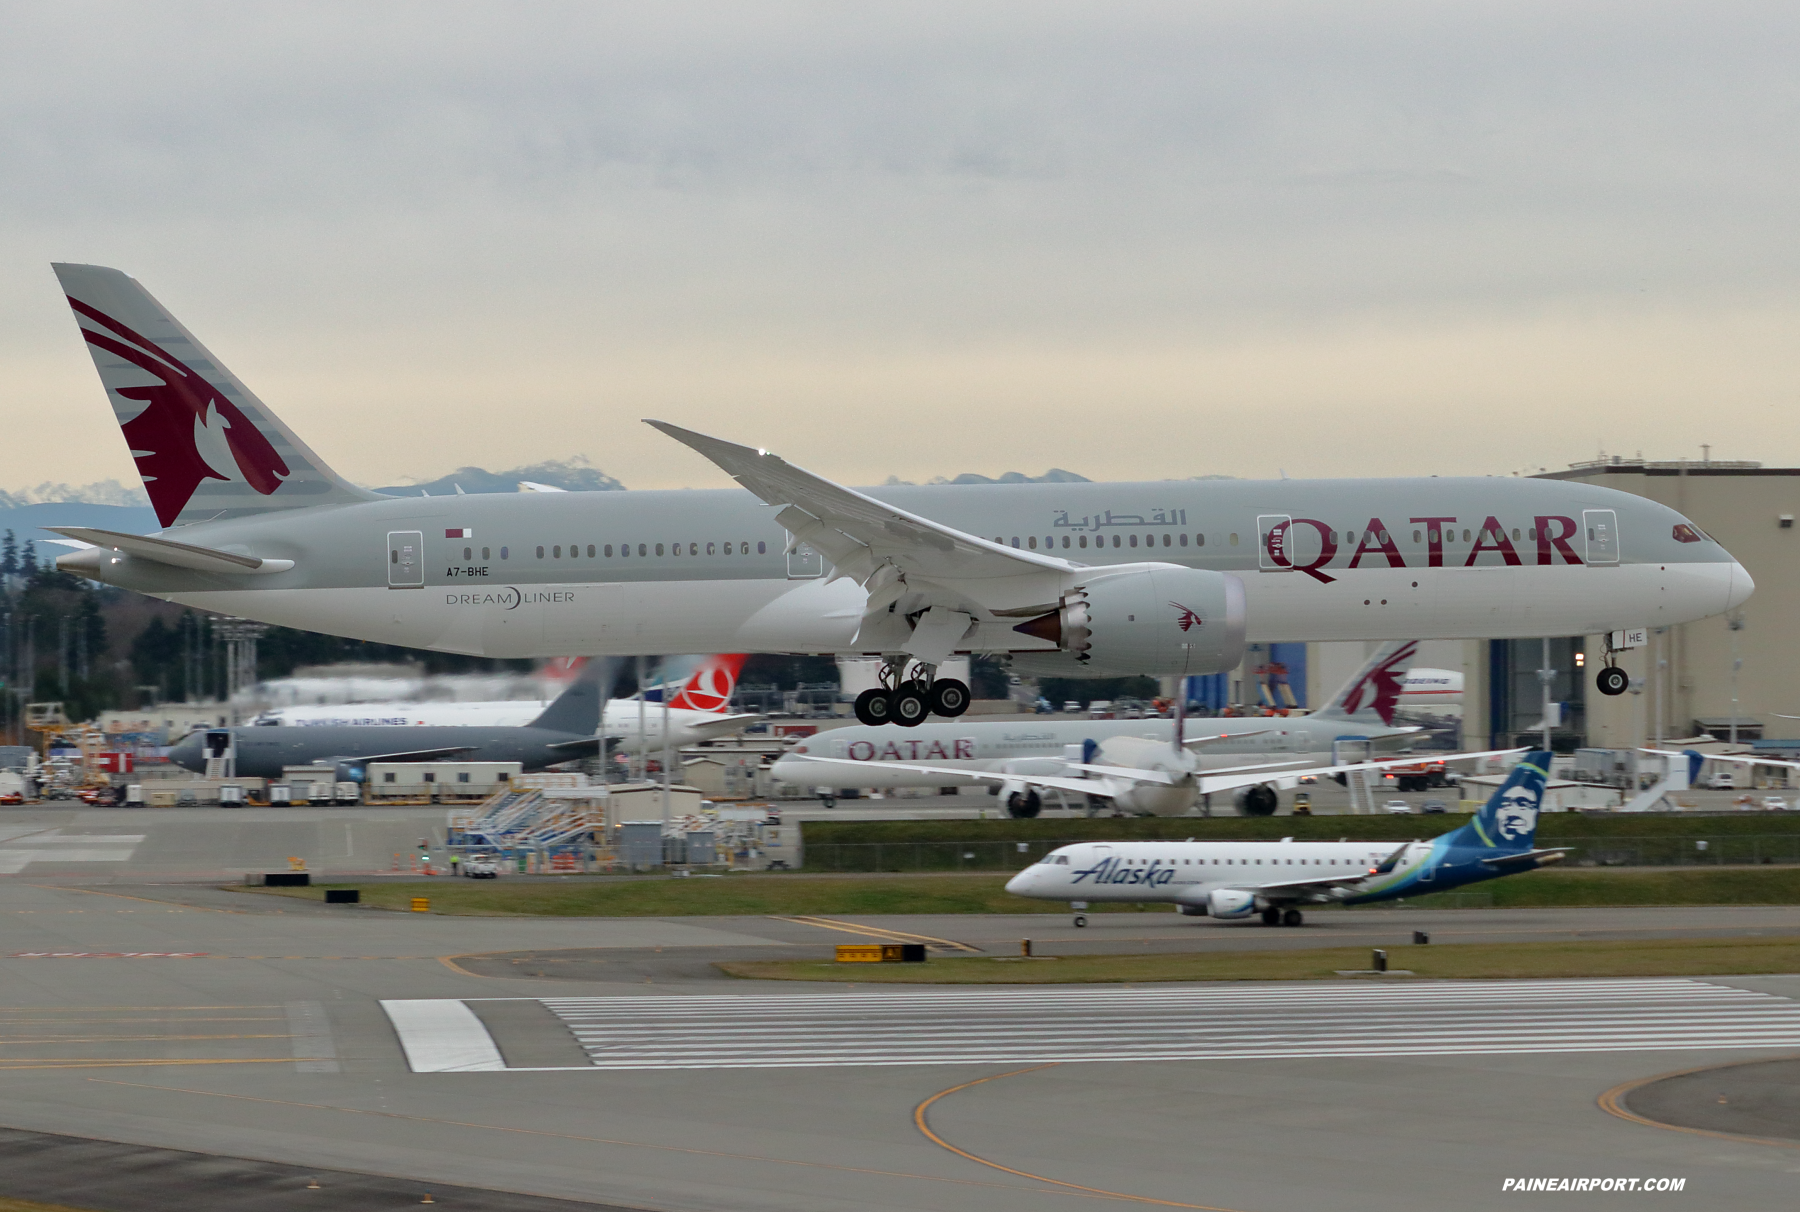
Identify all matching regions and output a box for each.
[772,915,983,953]
[286,1000,340,1073]
[21,883,244,913]
[464,978,1800,1071]
[0,1034,295,1044]
[0,1058,297,1070]
[915,1065,1248,1210]
[6,952,207,959]
[381,1000,506,1072]
[88,1079,1100,1203]
[1597,1055,1800,1152]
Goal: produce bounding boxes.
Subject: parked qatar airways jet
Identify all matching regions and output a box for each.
[253,654,756,753]
[48,265,1751,727]
[774,640,1429,814]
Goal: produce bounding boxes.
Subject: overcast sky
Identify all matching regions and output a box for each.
[3,1,1796,492]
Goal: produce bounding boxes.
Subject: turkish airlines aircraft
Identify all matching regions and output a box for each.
[774,640,1429,813]
[48,265,1751,728]
[252,655,756,753]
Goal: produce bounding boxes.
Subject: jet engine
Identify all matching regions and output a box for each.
[1207,888,1258,919]
[1234,784,1279,817]
[1010,566,1245,677]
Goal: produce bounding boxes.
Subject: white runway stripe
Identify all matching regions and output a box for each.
[526,979,1800,1071]
[381,999,506,1072]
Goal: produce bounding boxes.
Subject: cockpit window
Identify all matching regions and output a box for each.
[1672,523,1709,543]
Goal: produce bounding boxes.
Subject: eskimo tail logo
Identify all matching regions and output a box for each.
[1337,640,1419,725]
[1169,602,1203,632]
[68,299,290,526]
[1495,782,1542,843]
[669,655,747,713]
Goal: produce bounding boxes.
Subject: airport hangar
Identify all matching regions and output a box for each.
[1205,453,1797,754]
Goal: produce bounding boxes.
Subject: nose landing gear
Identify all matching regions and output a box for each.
[1596,665,1629,696]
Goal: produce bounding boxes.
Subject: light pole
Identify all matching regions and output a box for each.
[1537,638,1556,755]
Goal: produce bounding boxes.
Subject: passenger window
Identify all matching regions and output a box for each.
[553,546,561,558]
[655,544,664,556]
[500,546,509,559]
[1429,529,1440,542]
[1113,535,1122,548]
[1062,535,1070,548]
[1196,534,1205,547]
[463,547,471,560]
[1412,530,1421,543]
[1528,527,1537,541]
[604,545,613,557]
[1462,529,1470,541]
[1163,534,1171,546]
[757,541,766,554]
[1028,536,1037,549]
[1011,537,1020,547]
[481,547,490,560]
[1511,529,1520,541]
[588,544,596,557]
[1229,533,1238,546]
[707,542,715,555]
[536,546,545,559]
[1178,533,1187,547]
[1078,535,1088,548]
[1379,531,1389,544]
[639,543,647,556]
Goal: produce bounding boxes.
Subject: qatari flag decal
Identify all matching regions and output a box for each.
[445,528,472,539]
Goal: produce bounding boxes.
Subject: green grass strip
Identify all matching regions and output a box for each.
[241,865,1800,917]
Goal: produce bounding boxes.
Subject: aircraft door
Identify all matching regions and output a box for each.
[1582,510,1619,565]
[387,531,425,587]
[1257,515,1291,571]
[785,533,824,579]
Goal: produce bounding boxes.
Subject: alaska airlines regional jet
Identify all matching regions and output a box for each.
[1004,752,1558,927]
[48,265,1751,727]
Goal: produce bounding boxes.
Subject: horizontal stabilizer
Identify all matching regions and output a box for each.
[1479,847,1570,869]
[48,526,294,576]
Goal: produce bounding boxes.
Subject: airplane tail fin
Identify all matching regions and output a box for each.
[528,659,611,735]
[666,654,748,714]
[52,263,379,529]
[1309,641,1422,727]
[1445,751,1551,853]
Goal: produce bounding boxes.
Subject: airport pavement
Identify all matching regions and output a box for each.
[3,870,1800,1211]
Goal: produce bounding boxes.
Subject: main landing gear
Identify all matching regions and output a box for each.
[851,658,971,727]
[1260,907,1304,927]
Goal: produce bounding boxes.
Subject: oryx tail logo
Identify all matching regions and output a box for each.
[1071,854,1176,888]
[1335,641,1418,726]
[68,298,290,527]
[1170,602,1203,632]
[667,654,748,713]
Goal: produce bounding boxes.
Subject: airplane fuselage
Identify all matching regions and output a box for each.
[72,476,1746,662]
[169,724,592,779]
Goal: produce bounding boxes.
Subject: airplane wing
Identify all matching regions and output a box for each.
[334,745,475,763]
[1191,749,1526,796]
[545,738,606,755]
[785,754,1117,800]
[686,713,763,735]
[48,526,295,576]
[646,421,1074,662]
[1644,748,1799,771]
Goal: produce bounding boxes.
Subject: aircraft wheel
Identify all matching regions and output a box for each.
[1282,908,1304,927]
[1596,666,1629,696]
[927,678,971,718]
[890,683,930,728]
[853,688,892,726]
[1260,907,1280,926]
[1073,914,1088,928]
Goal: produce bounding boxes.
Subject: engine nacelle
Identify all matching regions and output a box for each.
[1234,784,1279,816]
[1207,888,1258,919]
[1010,565,1246,677]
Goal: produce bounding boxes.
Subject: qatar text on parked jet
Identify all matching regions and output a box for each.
[50,266,1751,689]
[1003,752,1559,926]
[253,654,755,752]
[773,640,1426,798]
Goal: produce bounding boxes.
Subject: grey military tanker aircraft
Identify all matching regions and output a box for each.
[169,659,609,780]
[48,264,1751,728]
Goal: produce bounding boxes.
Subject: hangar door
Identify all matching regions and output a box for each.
[387,531,424,587]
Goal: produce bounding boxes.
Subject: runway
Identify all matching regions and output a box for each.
[2,873,1800,1209]
[383,978,1800,1071]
